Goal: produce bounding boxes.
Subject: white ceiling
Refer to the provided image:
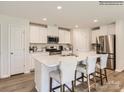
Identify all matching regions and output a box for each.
[0,1,124,29]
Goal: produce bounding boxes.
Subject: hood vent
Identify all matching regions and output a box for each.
[58,27,71,31]
[92,27,100,31]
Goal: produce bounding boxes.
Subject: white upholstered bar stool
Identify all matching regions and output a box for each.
[49,56,77,92]
[96,54,108,85]
[75,56,97,92]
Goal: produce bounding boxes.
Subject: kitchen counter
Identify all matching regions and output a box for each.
[33,51,100,92]
[32,55,60,67]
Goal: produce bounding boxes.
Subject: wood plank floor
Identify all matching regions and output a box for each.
[0,70,124,92]
[0,72,35,92]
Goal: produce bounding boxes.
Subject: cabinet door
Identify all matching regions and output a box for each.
[47,26,58,36]
[39,27,47,43]
[59,30,65,43]
[99,26,108,36]
[72,30,78,51]
[92,29,102,43]
[30,54,34,70]
[64,31,71,43]
[91,31,97,43]
[107,24,115,35]
[72,30,90,52]
[30,26,40,43]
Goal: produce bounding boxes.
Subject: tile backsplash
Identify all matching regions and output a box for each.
[29,43,72,52]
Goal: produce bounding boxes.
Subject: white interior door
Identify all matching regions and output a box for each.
[10,25,25,75]
[0,24,1,77]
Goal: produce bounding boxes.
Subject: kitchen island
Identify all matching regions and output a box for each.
[32,51,100,92]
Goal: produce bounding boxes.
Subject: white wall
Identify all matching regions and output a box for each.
[0,15,30,78]
[72,29,91,52]
[0,24,1,78]
[115,20,124,72]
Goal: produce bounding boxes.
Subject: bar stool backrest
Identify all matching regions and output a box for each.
[100,54,108,69]
[86,56,97,74]
[59,56,77,84]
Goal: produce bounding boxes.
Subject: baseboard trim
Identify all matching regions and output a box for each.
[24,70,31,74]
[115,68,124,72]
[0,74,10,79]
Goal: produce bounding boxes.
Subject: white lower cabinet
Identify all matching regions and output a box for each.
[30,54,35,70]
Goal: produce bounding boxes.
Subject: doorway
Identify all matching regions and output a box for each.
[9,24,25,75]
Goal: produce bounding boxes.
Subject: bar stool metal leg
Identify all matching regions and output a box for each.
[82,73,84,82]
[74,70,77,86]
[60,84,64,92]
[93,73,96,89]
[50,77,52,92]
[72,81,75,92]
[100,69,103,85]
[87,74,90,92]
[104,69,108,82]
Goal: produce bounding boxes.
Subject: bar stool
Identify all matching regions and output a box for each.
[49,56,77,92]
[96,54,108,85]
[75,56,97,92]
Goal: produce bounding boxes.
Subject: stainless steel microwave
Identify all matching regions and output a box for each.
[47,36,59,44]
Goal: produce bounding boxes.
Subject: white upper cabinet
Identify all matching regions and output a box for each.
[64,31,71,43]
[59,29,65,43]
[39,27,47,43]
[72,29,90,52]
[47,26,58,37]
[30,25,40,43]
[99,26,108,36]
[91,29,101,43]
[91,24,115,43]
[30,25,71,44]
[59,29,71,44]
[91,31,95,44]
[107,24,115,35]
[30,25,47,43]
[100,24,115,36]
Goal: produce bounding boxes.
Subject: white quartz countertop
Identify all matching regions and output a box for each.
[32,55,60,67]
[32,51,101,67]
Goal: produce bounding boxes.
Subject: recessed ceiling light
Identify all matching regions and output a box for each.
[57,6,62,10]
[75,25,79,28]
[94,19,98,23]
[42,18,47,21]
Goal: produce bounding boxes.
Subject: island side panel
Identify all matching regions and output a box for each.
[34,60,49,91]
[35,59,58,92]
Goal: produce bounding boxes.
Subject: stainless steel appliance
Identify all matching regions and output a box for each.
[46,46,62,55]
[47,36,59,44]
[97,35,116,70]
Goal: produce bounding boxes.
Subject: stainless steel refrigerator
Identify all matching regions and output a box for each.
[97,35,116,70]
